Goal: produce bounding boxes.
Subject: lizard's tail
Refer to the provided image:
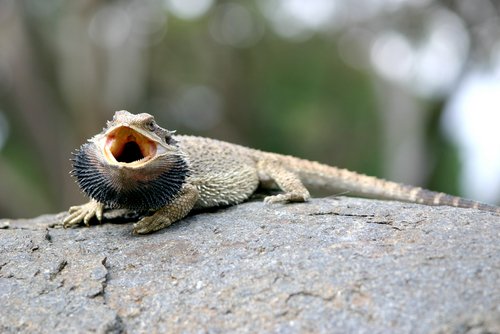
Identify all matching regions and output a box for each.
[274,153,500,214]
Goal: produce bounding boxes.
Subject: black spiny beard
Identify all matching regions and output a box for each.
[71,142,189,211]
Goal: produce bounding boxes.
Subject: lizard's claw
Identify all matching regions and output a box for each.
[63,200,104,228]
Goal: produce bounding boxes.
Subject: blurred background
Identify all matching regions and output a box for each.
[1,0,500,218]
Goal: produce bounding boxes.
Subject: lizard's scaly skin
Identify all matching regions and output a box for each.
[63,110,500,234]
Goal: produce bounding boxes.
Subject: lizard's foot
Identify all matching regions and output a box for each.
[63,200,104,228]
[264,192,310,204]
[133,184,199,234]
[133,214,172,234]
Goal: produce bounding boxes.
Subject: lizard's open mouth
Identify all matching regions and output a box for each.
[104,126,157,165]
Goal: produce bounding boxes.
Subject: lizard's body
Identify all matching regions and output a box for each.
[64,111,500,234]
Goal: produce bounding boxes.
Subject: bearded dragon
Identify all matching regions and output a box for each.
[63,110,500,234]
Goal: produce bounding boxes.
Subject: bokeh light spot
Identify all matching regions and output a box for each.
[370,31,414,83]
[210,3,264,48]
[88,6,132,49]
[172,85,222,131]
[443,72,500,203]
[164,0,214,21]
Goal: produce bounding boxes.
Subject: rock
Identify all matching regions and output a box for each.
[1,197,499,333]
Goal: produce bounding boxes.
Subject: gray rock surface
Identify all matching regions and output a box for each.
[1,197,499,333]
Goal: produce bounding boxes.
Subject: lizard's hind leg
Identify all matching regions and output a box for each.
[257,161,310,204]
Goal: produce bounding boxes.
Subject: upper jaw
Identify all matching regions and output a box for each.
[95,124,169,168]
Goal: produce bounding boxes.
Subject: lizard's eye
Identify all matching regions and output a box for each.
[146,121,155,131]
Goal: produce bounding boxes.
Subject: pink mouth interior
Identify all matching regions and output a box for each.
[106,126,157,163]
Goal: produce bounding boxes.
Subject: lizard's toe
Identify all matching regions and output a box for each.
[63,210,86,228]
[68,205,82,214]
[264,192,310,204]
[263,194,288,204]
[83,210,94,226]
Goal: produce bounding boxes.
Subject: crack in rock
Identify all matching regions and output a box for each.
[308,211,376,218]
[47,259,68,281]
[365,220,402,231]
[44,229,53,243]
[285,290,337,304]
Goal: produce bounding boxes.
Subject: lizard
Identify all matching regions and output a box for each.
[63,110,500,234]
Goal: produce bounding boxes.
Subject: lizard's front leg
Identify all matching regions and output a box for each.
[133,184,199,234]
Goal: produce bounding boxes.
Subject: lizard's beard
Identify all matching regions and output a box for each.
[71,142,189,210]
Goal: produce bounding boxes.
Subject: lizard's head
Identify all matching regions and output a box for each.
[101,110,175,166]
[71,110,189,210]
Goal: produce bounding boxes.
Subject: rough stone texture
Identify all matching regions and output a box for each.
[1,197,499,333]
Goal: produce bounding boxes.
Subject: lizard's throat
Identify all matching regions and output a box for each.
[71,141,189,211]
